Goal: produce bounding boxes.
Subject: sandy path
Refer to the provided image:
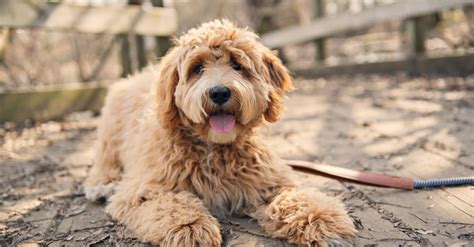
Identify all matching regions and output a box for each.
[1,75,473,246]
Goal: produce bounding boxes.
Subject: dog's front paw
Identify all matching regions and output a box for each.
[162,217,222,247]
[258,188,357,246]
[285,209,356,246]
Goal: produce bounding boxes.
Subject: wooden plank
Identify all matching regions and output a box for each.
[0,0,39,29]
[293,53,474,78]
[0,84,107,123]
[262,0,474,48]
[0,0,177,36]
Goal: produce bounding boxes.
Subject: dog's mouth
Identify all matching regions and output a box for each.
[209,111,236,133]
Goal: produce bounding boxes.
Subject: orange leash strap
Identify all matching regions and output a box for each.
[285,159,414,190]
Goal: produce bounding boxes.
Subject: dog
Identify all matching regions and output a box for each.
[83,19,356,246]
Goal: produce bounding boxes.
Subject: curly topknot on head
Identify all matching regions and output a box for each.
[176,19,259,48]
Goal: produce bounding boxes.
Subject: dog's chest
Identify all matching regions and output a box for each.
[189,156,258,215]
[157,140,284,217]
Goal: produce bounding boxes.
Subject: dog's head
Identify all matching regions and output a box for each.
[155,20,293,144]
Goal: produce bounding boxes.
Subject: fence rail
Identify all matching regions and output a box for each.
[0,0,177,81]
[0,0,177,36]
[262,0,474,49]
[0,84,107,123]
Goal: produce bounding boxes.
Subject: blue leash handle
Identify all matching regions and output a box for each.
[287,160,474,190]
[413,177,474,189]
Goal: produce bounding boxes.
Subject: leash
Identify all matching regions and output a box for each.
[285,159,474,190]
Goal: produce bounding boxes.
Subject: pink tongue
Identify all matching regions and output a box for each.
[209,114,236,133]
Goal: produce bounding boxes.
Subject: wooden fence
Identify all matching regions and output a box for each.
[0,84,108,123]
[262,0,474,74]
[0,0,177,76]
[0,0,176,123]
[1,0,474,123]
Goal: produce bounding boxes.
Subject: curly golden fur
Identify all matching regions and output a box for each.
[84,20,356,246]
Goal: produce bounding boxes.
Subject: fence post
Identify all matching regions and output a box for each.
[151,0,171,58]
[135,35,147,69]
[313,0,326,63]
[120,34,132,77]
[0,28,12,62]
[128,0,147,70]
[406,16,426,56]
[463,5,474,36]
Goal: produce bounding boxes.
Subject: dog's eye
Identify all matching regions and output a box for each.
[230,59,242,71]
[193,63,204,74]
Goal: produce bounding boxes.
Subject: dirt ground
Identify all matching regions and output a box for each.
[1,75,473,246]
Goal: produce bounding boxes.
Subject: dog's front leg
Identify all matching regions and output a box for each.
[252,187,357,246]
[106,179,222,246]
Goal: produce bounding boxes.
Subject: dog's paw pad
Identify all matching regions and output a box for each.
[84,183,116,202]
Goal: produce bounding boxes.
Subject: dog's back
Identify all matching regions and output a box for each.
[84,66,158,196]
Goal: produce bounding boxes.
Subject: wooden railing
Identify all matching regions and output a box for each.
[1,0,474,123]
[0,0,177,76]
[0,0,177,123]
[262,0,474,63]
[0,83,108,123]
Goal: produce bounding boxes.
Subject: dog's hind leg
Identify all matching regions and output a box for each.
[106,178,222,246]
[83,130,122,202]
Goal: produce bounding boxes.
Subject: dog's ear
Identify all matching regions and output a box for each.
[262,49,294,122]
[155,47,181,129]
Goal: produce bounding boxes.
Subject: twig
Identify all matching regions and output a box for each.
[87,235,110,246]
[71,223,115,233]
[64,209,86,218]
[56,193,85,199]
[409,213,428,224]
[379,238,414,242]
[373,201,411,209]
[357,234,373,240]
[25,217,56,223]
[439,221,474,226]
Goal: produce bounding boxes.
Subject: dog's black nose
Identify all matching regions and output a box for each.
[209,86,231,105]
